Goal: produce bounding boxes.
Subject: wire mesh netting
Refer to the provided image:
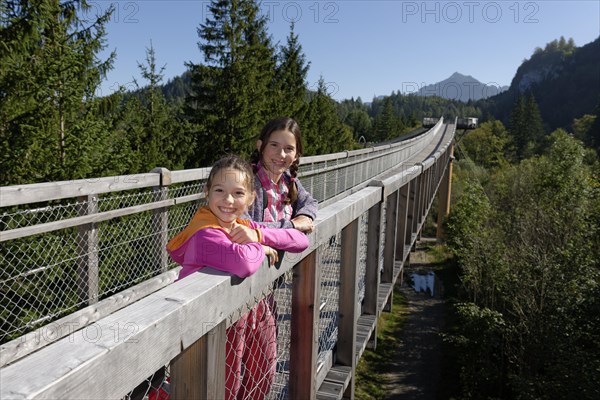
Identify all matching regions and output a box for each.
[358,211,369,307]
[223,272,293,400]
[0,180,206,345]
[317,232,341,367]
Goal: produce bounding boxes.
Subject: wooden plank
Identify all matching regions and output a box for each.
[169,167,210,184]
[313,187,381,247]
[382,190,398,284]
[436,144,454,239]
[378,283,393,316]
[1,173,160,208]
[0,267,180,368]
[406,176,417,246]
[395,182,410,263]
[316,381,343,400]
[0,198,174,242]
[289,250,320,399]
[363,203,381,317]
[337,219,360,399]
[76,194,99,305]
[170,320,225,400]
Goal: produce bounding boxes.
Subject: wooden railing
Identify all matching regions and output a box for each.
[0,119,455,399]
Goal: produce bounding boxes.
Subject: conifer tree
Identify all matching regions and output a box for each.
[525,93,545,151]
[0,0,116,183]
[131,42,193,171]
[185,0,277,166]
[509,94,545,160]
[509,95,529,159]
[275,22,310,119]
[303,77,354,154]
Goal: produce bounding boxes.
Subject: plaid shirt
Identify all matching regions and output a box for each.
[255,163,293,223]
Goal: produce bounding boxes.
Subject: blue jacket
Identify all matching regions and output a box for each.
[246,172,318,228]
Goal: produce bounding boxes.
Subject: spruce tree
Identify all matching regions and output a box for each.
[275,22,310,119]
[509,95,529,160]
[303,77,354,154]
[185,0,277,166]
[131,42,193,171]
[0,0,116,183]
[525,93,545,152]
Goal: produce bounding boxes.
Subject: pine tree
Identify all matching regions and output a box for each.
[525,93,545,152]
[303,77,354,154]
[509,95,529,160]
[185,0,277,166]
[0,0,116,184]
[275,22,310,119]
[371,97,401,142]
[131,42,193,171]
[509,94,546,160]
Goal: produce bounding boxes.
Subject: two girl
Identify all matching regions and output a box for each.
[167,117,317,400]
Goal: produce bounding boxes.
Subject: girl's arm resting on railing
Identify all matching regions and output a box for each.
[257,225,310,253]
[178,229,265,279]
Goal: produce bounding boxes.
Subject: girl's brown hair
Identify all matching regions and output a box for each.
[205,154,255,193]
[250,117,303,205]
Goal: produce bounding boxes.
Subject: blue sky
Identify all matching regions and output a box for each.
[96,0,600,101]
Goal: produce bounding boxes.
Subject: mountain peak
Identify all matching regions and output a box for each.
[416,72,507,102]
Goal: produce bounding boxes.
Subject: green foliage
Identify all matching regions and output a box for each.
[302,77,354,155]
[275,22,309,119]
[446,132,600,399]
[443,303,508,399]
[185,0,277,166]
[509,94,545,160]
[0,0,116,183]
[129,43,194,171]
[458,120,510,169]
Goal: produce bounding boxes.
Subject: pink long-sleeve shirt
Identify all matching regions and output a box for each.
[171,220,309,280]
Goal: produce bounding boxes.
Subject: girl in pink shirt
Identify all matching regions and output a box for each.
[167,155,308,400]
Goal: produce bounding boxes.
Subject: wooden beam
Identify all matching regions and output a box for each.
[338,219,360,399]
[436,144,454,239]
[170,320,225,400]
[289,251,320,399]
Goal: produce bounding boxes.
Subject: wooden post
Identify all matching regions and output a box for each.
[436,144,454,239]
[170,320,226,400]
[289,251,320,399]
[406,177,416,248]
[338,219,360,399]
[410,175,420,242]
[382,190,398,284]
[151,168,171,272]
[77,194,99,305]
[364,204,381,349]
[395,183,410,267]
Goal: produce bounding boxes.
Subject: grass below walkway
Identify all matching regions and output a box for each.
[355,241,459,399]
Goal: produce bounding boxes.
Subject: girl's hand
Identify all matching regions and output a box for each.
[262,245,279,266]
[291,215,314,233]
[230,223,259,244]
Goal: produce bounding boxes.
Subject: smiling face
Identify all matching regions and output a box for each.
[206,168,255,230]
[257,129,298,183]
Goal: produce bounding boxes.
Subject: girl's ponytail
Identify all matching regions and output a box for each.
[287,159,300,205]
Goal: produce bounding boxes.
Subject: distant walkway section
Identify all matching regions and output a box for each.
[383,239,445,400]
